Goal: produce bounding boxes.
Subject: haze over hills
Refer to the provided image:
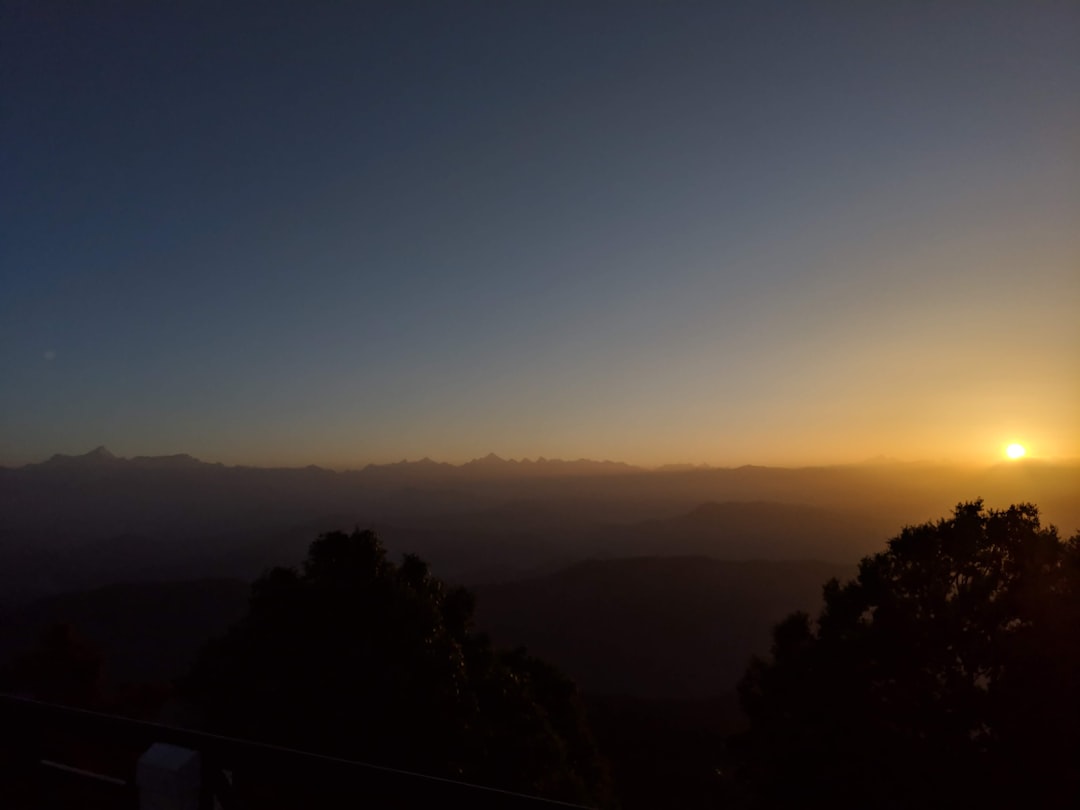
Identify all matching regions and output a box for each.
[2,447,1077,600]
[5,446,1073,687]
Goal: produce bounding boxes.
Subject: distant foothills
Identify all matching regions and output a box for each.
[15,444,1072,474]
[2,445,1076,598]
[1,445,1078,771]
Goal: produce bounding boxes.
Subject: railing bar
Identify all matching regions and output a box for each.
[2,693,596,808]
[39,758,129,786]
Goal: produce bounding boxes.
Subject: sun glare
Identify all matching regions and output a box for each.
[1005,443,1026,460]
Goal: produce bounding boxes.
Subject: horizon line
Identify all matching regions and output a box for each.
[6,445,1073,473]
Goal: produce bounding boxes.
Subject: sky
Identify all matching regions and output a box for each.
[2,1,1078,468]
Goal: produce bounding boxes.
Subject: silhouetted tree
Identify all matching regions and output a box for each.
[734,501,1080,809]
[183,529,608,805]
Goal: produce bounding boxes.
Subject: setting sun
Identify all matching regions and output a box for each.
[1006,444,1026,460]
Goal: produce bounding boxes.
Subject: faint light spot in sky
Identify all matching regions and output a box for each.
[44,350,56,361]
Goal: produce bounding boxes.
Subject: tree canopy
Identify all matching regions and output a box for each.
[183,528,608,805]
[734,501,1080,809]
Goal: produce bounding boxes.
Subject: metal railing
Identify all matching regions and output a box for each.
[0,693,595,809]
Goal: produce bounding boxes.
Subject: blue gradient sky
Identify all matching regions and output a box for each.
[3,2,1078,467]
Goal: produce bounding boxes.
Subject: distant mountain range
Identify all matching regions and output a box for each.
[2,446,1076,601]
[32,446,212,469]
[21,446,641,478]
[3,448,1076,698]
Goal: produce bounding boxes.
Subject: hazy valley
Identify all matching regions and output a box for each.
[3,447,1075,690]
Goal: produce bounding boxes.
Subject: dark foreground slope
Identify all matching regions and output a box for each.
[474,556,853,698]
[0,580,250,683]
[2,555,850,701]
[0,556,854,808]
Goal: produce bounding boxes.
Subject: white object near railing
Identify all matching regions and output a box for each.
[137,742,202,810]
